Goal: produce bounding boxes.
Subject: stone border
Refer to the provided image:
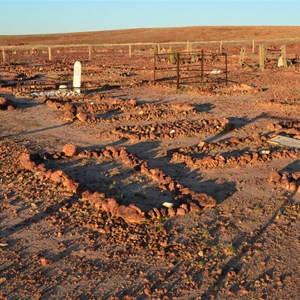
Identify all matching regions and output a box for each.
[46,97,202,124]
[19,144,216,223]
[170,139,300,170]
[114,118,232,141]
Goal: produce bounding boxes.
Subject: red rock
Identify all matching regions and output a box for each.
[192,193,216,208]
[50,170,65,183]
[76,112,88,122]
[113,205,146,223]
[64,102,76,113]
[189,202,201,212]
[176,207,186,216]
[147,210,156,219]
[228,137,241,145]
[63,178,80,193]
[153,207,161,219]
[102,150,112,158]
[127,99,137,106]
[288,181,298,193]
[167,207,176,217]
[0,97,15,110]
[268,170,281,183]
[19,153,36,171]
[180,203,189,212]
[81,190,93,200]
[102,198,118,213]
[201,155,216,166]
[168,181,176,191]
[62,144,78,157]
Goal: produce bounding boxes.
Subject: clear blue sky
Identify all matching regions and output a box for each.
[1,0,299,35]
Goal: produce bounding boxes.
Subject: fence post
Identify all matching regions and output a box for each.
[280,45,287,68]
[2,47,6,63]
[153,53,156,82]
[259,45,265,71]
[157,43,161,54]
[176,52,180,89]
[129,44,132,58]
[48,46,52,61]
[238,47,246,67]
[88,45,92,61]
[219,40,223,53]
[201,50,204,81]
[252,40,255,53]
[225,53,228,85]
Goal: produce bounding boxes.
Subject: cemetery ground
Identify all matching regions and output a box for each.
[1,45,300,299]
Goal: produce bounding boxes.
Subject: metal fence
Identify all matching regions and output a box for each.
[153,51,228,89]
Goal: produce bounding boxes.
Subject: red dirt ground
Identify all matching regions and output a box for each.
[0,27,300,299]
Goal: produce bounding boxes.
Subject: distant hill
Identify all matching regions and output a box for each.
[1,26,300,46]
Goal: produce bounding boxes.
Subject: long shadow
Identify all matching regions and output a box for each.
[0,194,80,239]
[279,159,300,174]
[0,92,44,109]
[202,178,298,298]
[1,121,74,139]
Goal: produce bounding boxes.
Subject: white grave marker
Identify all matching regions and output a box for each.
[73,61,82,93]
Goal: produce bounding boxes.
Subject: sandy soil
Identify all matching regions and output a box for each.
[0,38,300,299]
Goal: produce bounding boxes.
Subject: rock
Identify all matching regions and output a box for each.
[62,144,79,157]
[76,112,88,122]
[176,207,186,216]
[192,193,216,208]
[268,170,281,183]
[63,178,80,193]
[50,170,65,183]
[40,257,52,266]
[89,192,106,209]
[0,97,15,110]
[167,206,176,217]
[113,205,146,223]
[19,153,36,171]
[102,198,118,213]
[288,181,298,193]
[127,99,137,106]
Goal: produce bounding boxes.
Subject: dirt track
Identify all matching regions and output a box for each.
[1,44,300,299]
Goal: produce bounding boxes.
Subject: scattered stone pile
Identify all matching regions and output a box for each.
[0,96,15,110]
[269,121,300,139]
[19,143,216,223]
[46,97,201,124]
[171,145,299,170]
[176,133,269,154]
[115,118,232,141]
[268,170,300,194]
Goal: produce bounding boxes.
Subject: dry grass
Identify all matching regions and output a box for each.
[1,26,300,46]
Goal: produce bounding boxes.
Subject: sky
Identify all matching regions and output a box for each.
[1,0,300,35]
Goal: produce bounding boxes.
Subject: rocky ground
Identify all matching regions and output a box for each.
[0,49,300,299]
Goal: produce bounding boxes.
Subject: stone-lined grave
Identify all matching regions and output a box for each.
[19,144,216,223]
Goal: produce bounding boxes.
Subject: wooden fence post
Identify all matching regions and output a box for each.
[176,52,180,89]
[259,45,265,71]
[252,40,255,53]
[129,44,132,58]
[157,43,161,54]
[238,47,246,67]
[48,46,52,61]
[219,40,223,53]
[2,47,6,63]
[280,45,287,68]
[88,45,92,61]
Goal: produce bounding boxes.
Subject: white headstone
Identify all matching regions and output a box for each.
[73,61,82,93]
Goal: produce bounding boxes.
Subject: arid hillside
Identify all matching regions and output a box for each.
[1,26,300,45]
